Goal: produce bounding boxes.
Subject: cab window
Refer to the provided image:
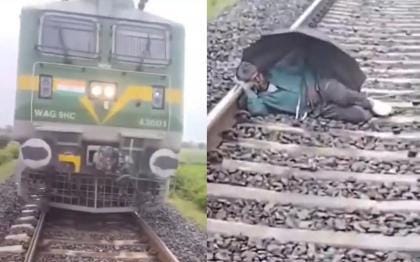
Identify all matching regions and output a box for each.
[38,13,99,59]
[112,23,170,65]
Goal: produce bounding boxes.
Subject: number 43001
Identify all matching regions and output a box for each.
[139,118,168,128]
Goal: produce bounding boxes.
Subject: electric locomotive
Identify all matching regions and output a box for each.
[13,0,184,213]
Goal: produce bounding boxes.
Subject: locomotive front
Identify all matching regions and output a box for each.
[13,0,184,213]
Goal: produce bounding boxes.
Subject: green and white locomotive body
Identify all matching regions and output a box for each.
[13,0,184,212]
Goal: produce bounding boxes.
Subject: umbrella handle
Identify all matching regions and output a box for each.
[295,96,301,120]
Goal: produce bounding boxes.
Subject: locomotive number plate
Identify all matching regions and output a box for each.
[139,118,168,128]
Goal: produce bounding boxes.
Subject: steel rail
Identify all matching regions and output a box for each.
[207,0,336,150]
[24,211,46,262]
[134,211,180,262]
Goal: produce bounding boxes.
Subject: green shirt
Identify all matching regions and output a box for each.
[246,64,315,117]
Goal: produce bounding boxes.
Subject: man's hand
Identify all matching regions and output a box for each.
[241,82,258,98]
[306,85,319,107]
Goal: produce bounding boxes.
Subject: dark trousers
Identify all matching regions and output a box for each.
[312,79,373,123]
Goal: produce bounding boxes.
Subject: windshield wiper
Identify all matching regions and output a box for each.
[136,34,151,71]
[58,27,71,64]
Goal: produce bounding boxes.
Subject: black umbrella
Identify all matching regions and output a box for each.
[241,27,366,91]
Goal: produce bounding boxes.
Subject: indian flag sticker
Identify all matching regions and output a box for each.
[55,79,86,94]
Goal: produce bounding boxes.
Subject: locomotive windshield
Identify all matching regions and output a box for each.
[112,23,170,65]
[38,14,99,59]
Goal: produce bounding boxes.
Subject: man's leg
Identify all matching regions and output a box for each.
[321,104,373,123]
[319,79,372,109]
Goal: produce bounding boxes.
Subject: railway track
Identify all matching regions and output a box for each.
[32,209,179,262]
[0,207,178,262]
[207,0,420,260]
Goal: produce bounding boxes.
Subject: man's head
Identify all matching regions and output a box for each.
[236,61,268,91]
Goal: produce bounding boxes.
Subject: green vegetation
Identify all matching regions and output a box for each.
[0,143,19,166]
[169,148,206,230]
[0,160,17,183]
[208,0,237,20]
[0,143,19,182]
[171,164,206,210]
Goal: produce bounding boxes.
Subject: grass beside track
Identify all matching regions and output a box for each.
[171,164,206,209]
[0,160,16,183]
[208,0,237,20]
[169,148,206,230]
[0,143,19,183]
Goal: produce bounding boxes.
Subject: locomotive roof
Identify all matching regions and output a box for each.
[22,0,182,29]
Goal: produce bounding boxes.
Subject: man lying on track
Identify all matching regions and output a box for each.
[236,51,393,123]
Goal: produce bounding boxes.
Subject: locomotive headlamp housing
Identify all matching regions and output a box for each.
[39,74,53,99]
[152,86,165,109]
[89,82,116,100]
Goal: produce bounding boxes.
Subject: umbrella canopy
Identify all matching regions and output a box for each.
[241,27,366,91]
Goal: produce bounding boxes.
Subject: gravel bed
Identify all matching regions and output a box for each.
[208,198,420,236]
[0,253,24,262]
[362,82,418,90]
[0,176,23,242]
[35,213,151,262]
[138,204,206,262]
[319,0,420,83]
[207,167,420,200]
[207,0,312,111]
[207,234,416,261]
[41,226,139,241]
[36,255,140,262]
[0,177,24,262]
[235,125,415,151]
[323,38,420,65]
[45,242,147,253]
[217,144,420,175]
[394,108,420,116]
[249,114,420,133]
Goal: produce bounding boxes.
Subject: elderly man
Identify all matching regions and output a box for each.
[236,53,392,123]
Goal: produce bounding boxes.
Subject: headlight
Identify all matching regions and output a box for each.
[39,75,53,99]
[152,86,165,109]
[104,85,116,99]
[89,82,117,100]
[90,84,102,97]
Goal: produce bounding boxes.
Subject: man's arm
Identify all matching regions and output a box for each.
[247,96,269,116]
[242,85,269,116]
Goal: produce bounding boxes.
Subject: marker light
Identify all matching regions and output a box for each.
[152,86,165,109]
[39,75,53,99]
